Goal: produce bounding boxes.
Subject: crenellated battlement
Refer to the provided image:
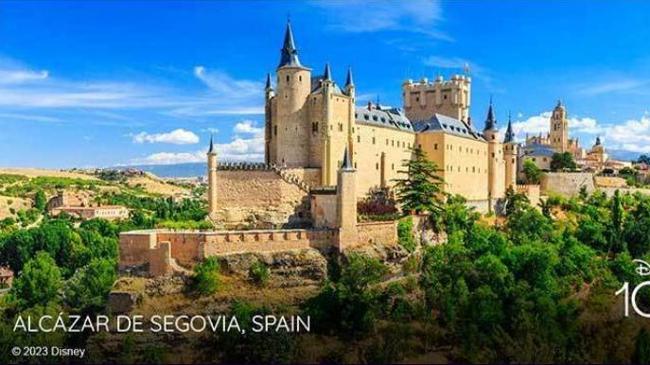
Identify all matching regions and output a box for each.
[402,74,471,122]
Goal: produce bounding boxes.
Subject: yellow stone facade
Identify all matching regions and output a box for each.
[262,22,513,205]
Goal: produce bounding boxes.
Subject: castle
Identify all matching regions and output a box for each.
[120,21,584,275]
[256,21,518,210]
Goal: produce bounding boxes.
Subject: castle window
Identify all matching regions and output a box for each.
[355,113,358,118]
[386,139,389,145]
[492,152,495,158]
[364,114,369,120]
[381,117,386,123]
[372,137,376,144]
[391,163,395,170]
[373,116,378,121]
[376,163,379,170]
[458,166,461,172]
[355,162,357,168]
[473,166,476,173]
[312,122,318,133]
[274,125,277,136]
[357,135,361,143]
[512,158,515,163]
[434,143,438,150]
[338,123,343,132]
[416,97,420,102]
[492,135,495,140]
[442,124,448,129]
[286,75,290,83]
[299,75,302,82]
[391,140,394,146]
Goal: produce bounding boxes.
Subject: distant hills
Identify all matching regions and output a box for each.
[117,163,206,178]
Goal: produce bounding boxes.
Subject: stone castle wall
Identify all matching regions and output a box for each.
[356,221,397,248]
[541,172,595,197]
[213,167,320,228]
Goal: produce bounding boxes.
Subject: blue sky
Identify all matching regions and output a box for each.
[1,0,649,168]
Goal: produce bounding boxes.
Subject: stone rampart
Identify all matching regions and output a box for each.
[213,167,321,228]
[356,221,397,248]
[541,172,595,197]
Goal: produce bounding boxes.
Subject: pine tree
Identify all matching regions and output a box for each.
[393,146,444,215]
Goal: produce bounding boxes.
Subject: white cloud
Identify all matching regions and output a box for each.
[505,111,603,142]
[0,112,61,123]
[233,120,263,134]
[194,66,262,98]
[129,122,265,165]
[0,60,264,118]
[132,128,199,145]
[0,69,49,84]
[605,115,650,153]
[312,0,450,40]
[577,79,649,96]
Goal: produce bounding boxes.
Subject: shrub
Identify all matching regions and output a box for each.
[249,261,270,286]
[192,257,220,295]
[397,216,416,253]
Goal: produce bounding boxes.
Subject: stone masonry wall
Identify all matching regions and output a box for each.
[214,168,320,228]
[356,221,397,248]
[541,172,595,197]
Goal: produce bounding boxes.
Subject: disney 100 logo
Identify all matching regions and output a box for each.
[616,259,650,317]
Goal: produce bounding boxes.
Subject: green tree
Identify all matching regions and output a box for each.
[550,152,577,171]
[608,189,625,254]
[33,190,47,212]
[64,258,117,314]
[523,159,543,184]
[503,186,530,217]
[397,216,416,252]
[393,146,445,215]
[10,251,62,309]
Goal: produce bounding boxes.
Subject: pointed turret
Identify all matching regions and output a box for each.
[484,97,497,131]
[504,112,515,143]
[341,146,353,170]
[265,73,272,91]
[207,134,216,155]
[323,63,332,82]
[345,67,354,88]
[278,21,302,68]
[595,136,601,146]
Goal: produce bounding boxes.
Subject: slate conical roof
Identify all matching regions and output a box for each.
[504,112,515,143]
[278,21,302,68]
[265,73,272,90]
[345,67,354,87]
[208,134,216,155]
[323,63,332,81]
[484,97,497,131]
[341,146,353,170]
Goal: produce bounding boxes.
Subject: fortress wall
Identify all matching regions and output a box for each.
[356,221,397,248]
[147,242,173,277]
[157,232,203,266]
[214,168,320,227]
[310,192,337,229]
[202,229,334,256]
[119,232,156,268]
[541,172,595,197]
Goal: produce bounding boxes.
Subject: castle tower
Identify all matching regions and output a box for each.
[264,73,274,165]
[335,147,357,251]
[483,99,505,202]
[550,100,569,152]
[271,20,312,167]
[503,113,518,189]
[402,74,471,122]
[207,136,218,217]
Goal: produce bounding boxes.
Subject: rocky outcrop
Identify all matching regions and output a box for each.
[216,248,328,287]
[107,291,141,314]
